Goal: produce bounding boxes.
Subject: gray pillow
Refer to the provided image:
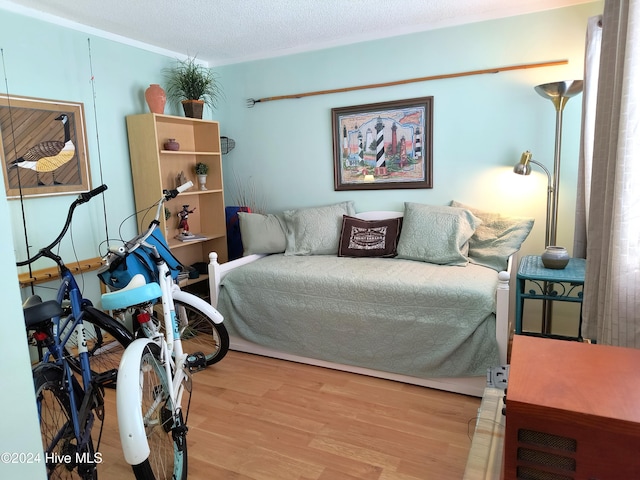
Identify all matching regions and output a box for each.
[238,212,287,255]
[284,201,356,255]
[396,202,481,266]
[451,200,534,271]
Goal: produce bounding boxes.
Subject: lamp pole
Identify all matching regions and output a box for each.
[534,80,584,247]
[534,80,583,333]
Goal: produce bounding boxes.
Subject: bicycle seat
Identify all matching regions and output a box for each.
[23,295,43,308]
[23,299,64,329]
[101,274,162,311]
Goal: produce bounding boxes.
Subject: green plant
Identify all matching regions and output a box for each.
[164,56,222,110]
[195,162,209,175]
[164,207,171,221]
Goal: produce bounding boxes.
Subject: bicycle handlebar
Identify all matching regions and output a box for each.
[78,184,108,205]
[16,184,109,268]
[164,181,193,201]
[104,181,193,263]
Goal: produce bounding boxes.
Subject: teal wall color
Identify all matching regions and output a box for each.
[0,2,603,474]
[0,8,179,477]
[215,2,603,259]
[1,9,178,294]
[0,186,45,478]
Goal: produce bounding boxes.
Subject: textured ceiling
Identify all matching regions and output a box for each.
[3,0,592,65]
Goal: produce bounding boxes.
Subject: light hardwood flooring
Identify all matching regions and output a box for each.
[95,351,481,479]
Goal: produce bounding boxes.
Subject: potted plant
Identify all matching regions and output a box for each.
[195,162,209,190]
[164,56,222,119]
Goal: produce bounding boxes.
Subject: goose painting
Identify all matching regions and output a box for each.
[10,114,76,185]
[1,96,90,198]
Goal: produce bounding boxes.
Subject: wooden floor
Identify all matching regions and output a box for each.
[95,351,481,479]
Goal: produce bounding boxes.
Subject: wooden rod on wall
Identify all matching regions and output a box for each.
[246,59,569,106]
[18,256,104,288]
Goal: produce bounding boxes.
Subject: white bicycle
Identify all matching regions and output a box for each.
[98,182,228,479]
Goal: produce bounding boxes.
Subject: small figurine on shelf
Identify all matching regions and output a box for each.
[177,205,196,238]
[176,171,189,189]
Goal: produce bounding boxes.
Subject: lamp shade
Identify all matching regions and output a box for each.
[513,151,533,175]
[535,80,584,111]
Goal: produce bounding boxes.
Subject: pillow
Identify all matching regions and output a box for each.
[238,212,287,255]
[451,200,534,271]
[284,201,356,255]
[396,203,481,266]
[338,215,402,258]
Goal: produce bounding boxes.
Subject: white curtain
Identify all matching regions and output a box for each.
[573,16,602,258]
[582,0,640,347]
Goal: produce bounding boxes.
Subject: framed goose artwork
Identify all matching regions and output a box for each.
[0,94,91,198]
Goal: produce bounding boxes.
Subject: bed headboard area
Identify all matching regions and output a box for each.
[354,211,403,220]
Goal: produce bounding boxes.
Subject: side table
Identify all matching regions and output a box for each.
[515,255,586,337]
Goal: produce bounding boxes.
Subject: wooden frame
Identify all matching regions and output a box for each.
[332,97,433,190]
[0,94,91,198]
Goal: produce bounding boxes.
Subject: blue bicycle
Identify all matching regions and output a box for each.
[20,185,134,479]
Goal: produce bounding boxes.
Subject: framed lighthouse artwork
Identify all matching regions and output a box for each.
[332,97,433,191]
[0,94,91,198]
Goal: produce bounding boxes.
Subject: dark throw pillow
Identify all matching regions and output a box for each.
[338,215,402,258]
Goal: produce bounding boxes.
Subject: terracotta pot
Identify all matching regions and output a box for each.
[182,99,204,119]
[145,84,166,114]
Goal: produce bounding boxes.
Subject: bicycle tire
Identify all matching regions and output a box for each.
[171,299,229,365]
[120,342,187,480]
[63,306,134,384]
[33,363,98,480]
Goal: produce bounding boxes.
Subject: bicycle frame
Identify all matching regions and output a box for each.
[21,185,111,470]
[117,185,194,465]
[51,270,93,387]
[152,258,189,411]
[117,260,190,465]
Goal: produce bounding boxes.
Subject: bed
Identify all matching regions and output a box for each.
[207,201,532,397]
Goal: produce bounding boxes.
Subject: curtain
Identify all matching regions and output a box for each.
[573,16,602,258]
[582,0,640,346]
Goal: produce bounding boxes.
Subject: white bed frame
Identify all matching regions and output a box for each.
[207,211,513,397]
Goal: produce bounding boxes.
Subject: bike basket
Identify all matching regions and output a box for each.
[99,230,183,290]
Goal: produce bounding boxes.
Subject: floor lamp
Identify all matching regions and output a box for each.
[513,80,583,333]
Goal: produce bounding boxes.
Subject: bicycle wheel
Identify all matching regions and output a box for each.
[173,299,229,365]
[64,306,134,383]
[120,342,187,480]
[33,364,97,480]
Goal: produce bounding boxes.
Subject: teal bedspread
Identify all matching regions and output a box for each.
[217,254,499,378]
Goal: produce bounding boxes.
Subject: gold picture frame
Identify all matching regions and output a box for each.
[0,94,91,198]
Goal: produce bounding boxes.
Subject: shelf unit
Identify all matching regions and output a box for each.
[125,113,228,280]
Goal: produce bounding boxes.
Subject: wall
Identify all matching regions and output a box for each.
[0,11,180,298]
[0,5,180,477]
[0,2,602,475]
[215,2,603,335]
[215,3,601,255]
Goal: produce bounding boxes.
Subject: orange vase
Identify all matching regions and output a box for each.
[145,84,166,114]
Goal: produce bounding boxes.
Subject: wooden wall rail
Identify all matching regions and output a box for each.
[247,59,569,106]
[18,257,104,288]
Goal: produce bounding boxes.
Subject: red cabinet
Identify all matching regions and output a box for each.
[505,335,640,479]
